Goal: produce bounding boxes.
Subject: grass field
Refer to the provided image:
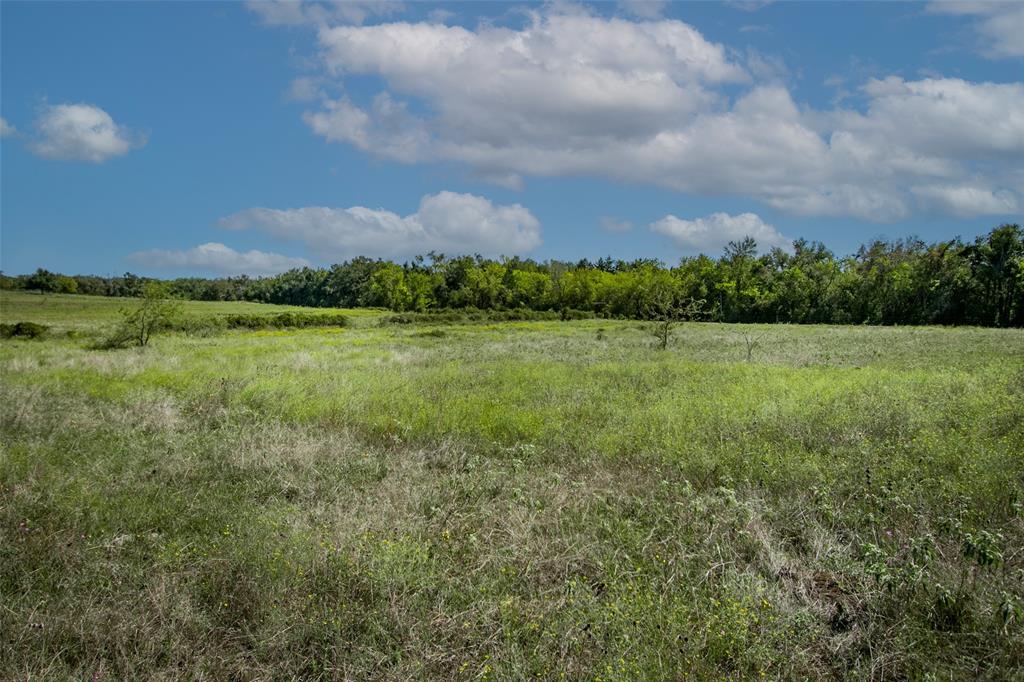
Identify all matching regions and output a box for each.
[0,291,385,331]
[2,293,1023,679]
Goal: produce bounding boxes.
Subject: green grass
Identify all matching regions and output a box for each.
[0,290,385,330]
[2,297,1023,679]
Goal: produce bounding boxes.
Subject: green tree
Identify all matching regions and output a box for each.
[54,275,78,294]
[368,263,412,311]
[406,271,438,312]
[103,282,183,348]
[25,268,59,294]
[966,224,1023,327]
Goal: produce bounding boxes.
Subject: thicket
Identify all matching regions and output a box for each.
[3,223,1021,327]
[0,321,49,339]
[219,311,349,330]
[381,308,590,325]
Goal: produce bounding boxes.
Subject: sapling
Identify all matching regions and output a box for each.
[645,294,705,350]
[101,282,182,348]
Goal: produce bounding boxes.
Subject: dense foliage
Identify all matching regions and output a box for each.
[4,224,1021,326]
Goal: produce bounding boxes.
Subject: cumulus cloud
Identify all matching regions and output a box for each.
[0,117,15,137]
[128,242,310,275]
[302,93,428,163]
[928,2,1024,59]
[304,8,748,169]
[846,77,1024,159]
[219,191,542,260]
[30,103,144,162]
[650,212,791,254]
[275,5,1022,221]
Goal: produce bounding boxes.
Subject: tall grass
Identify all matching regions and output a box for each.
[1,306,1022,679]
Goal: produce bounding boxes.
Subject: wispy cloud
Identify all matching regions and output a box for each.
[128,242,310,275]
[600,217,634,233]
[650,212,790,254]
[220,191,542,260]
[927,2,1024,59]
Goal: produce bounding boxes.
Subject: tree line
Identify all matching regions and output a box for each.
[3,224,1021,327]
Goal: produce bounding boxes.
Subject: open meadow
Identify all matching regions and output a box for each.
[2,291,1023,680]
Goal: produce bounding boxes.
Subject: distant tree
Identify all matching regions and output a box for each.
[368,263,412,311]
[9,222,1021,328]
[54,275,78,294]
[406,270,438,312]
[965,224,1023,327]
[25,268,59,294]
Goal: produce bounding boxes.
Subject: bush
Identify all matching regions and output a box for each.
[0,322,49,339]
[380,307,592,326]
[219,312,349,330]
[98,283,183,349]
[175,316,228,337]
[411,329,447,338]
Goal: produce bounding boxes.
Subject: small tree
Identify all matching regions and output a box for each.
[103,282,182,348]
[645,288,706,350]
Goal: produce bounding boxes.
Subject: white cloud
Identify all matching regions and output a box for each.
[302,93,428,163]
[128,242,310,275]
[847,77,1024,159]
[928,2,1024,59]
[0,117,15,137]
[278,6,1023,221]
[219,191,542,260]
[30,103,144,163]
[650,212,791,253]
[911,183,1020,217]
[308,9,748,160]
[600,217,634,233]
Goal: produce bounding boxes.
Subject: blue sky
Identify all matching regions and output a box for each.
[1,1,1021,277]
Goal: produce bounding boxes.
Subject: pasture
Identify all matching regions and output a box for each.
[1,291,1022,679]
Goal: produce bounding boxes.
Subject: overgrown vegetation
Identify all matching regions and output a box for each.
[74,287,353,348]
[0,321,49,339]
[1,300,1021,679]
[381,307,590,326]
[3,223,1021,326]
[219,311,350,330]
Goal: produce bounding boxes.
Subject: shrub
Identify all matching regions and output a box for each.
[411,329,447,338]
[380,307,591,326]
[98,283,182,349]
[176,316,228,337]
[0,322,49,339]
[219,312,349,330]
